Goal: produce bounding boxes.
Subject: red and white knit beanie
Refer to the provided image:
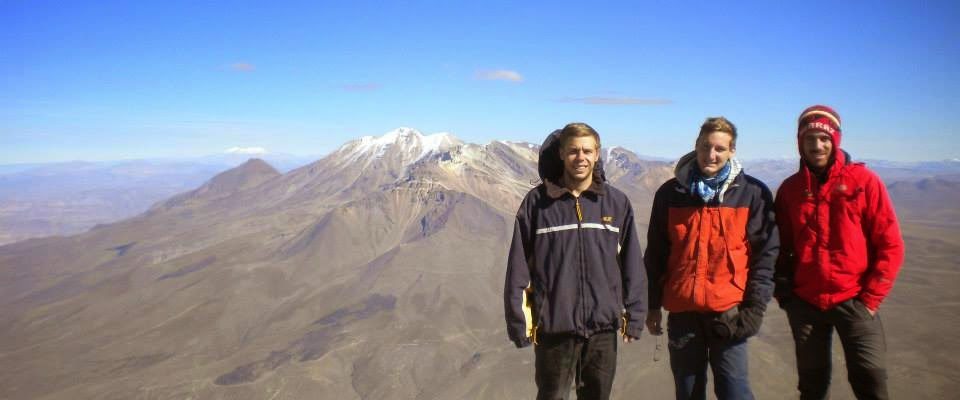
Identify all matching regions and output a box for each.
[797,104,842,147]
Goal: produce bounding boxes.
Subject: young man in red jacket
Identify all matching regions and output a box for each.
[775,105,905,400]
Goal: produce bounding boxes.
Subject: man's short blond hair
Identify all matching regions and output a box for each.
[558,122,601,150]
[697,117,738,149]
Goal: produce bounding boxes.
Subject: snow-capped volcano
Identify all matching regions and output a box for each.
[308,128,541,210]
[345,127,464,164]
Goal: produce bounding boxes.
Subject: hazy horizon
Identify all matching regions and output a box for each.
[3,126,960,167]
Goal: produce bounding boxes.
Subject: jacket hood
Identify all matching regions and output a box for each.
[673,151,743,203]
[538,128,606,184]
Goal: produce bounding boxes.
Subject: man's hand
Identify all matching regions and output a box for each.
[623,334,640,344]
[856,297,878,317]
[646,309,663,336]
[732,306,764,340]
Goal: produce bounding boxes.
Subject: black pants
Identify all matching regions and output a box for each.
[534,331,618,400]
[785,298,888,400]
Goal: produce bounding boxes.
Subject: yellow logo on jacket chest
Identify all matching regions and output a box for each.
[602,216,614,223]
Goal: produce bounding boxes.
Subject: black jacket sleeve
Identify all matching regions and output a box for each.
[743,179,779,310]
[618,200,647,338]
[644,183,670,311]
[504,195,534,348]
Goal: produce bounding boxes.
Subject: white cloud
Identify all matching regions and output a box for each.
[475,69,524,82]
[225,146,268,155]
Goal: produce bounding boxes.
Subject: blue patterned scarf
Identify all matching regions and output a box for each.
[690,162,731,203]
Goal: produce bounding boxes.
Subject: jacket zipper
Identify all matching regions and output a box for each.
[575,196,586,334]
[693,208,702,304]
[575,197,583,222]
[813,180,823,307]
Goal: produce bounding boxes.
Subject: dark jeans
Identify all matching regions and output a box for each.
[785,298,888,400]
[534,331,618,400]
[667,311,754,400]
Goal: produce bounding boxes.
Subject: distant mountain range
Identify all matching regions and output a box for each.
[742,157,960,189]
[2,139,957,246]
[0,154,316,245]
[1,128,957,399]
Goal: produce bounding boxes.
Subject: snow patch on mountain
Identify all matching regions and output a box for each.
[418,131,460,160]
[353,127,421,158]
[605,146,623,161]
[496,140,537,150]
[226,146,269,155]
[344,128,463,163]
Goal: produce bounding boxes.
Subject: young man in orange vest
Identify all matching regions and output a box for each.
[645,117,779,400]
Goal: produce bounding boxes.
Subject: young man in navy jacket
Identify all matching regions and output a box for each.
[504,122,646,400]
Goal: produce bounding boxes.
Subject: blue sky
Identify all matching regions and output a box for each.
[2,0,958,163]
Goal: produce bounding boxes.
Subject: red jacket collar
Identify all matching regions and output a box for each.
[799,149,849,193]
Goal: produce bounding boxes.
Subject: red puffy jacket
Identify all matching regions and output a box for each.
[775,149,904,311]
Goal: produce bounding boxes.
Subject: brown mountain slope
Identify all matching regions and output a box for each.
[1,130,956,399]
[154,158,280,211]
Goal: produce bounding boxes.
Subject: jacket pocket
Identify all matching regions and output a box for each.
[852,298,875,320]
[832,185,864,224]
[838,298,873,321]
[726,244,749,291]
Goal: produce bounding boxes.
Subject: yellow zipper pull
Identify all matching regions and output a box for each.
[575,197,583,222]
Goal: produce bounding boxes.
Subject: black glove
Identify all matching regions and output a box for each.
[710,307,738,340]
[731,306,764,340]
[711,305,765,341]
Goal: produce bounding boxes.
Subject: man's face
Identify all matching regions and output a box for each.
[695,131,735,177]
[801,130,833,170]
[560,135,599,184]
